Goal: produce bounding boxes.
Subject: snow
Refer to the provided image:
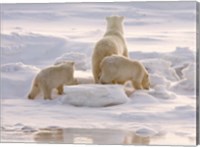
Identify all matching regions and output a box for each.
[54,52,90,70]
[129,90,159,104]
[1,62,39,72]
[1,2,197,145]
[135,126,158,137]
[60,85,129,107]
[149,74,171,88]
[170,63,196,95]
[142,58,180,81]
[149,85,177,100]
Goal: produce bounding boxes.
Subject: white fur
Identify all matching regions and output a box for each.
[28,62,77,100]
[100,55,150,90]
[92,16,128,83]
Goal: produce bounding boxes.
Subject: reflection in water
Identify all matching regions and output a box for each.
[34,128,150,145]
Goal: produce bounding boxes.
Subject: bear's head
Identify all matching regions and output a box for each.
[58,61,75,74]
[106,15,124,34]
[142,73,150,90]
[58,61,77,84]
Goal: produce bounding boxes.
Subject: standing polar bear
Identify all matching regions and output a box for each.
[28,61,77,100]
[92,16,128,83]
[99,55,150,90]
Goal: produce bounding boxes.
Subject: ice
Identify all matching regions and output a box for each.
[60,85,129,107]
[129,90,159,104]
[182,63,196,81]
[54,52,90,70]
[135,127,158,137]
[141,59,180,81]
[1,32,92,67]
[1,62,39,72]
[170,63,196,94]
[148,85,176,100]
[149,73,171,88]
[163,47,195,68]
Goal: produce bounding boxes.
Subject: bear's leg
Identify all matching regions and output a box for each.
[116,81,125,85]
[92,66,100,83]
[41,85,52,100]
[123,48,129,57]
[92,59,101,83]
[28,83,40,100]
[112,80,117,84]
[132,81,143,90]
[57,85,64,95]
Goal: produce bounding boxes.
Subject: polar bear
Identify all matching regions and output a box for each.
[28,61,77,100]
[99,55,150,90]
[92,16,128,83]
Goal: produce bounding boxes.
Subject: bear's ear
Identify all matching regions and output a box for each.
[70,61,75,66]
[119,16,124,21]
[106,16,110,21]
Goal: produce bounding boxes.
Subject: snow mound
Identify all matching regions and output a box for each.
[130,47,194,68]
[55,52,89,70]
[130,90,158,104]
[1,62,39,72]
[1,33,67,65]
[60,85,129,107]
[182,63,196,81]
[135,126,158,137]
[142,59,179,81]
[149,85,176,99]
[149,74,171,88]
[170,63,196,94]
[163,47,195,68]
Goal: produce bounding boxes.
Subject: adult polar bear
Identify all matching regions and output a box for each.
[92,16,128,83]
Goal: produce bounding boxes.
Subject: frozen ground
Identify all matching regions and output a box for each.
[0,2,197,145]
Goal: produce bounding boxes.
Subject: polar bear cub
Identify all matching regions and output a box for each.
[99,55,150,90]
[92,16,128,83]
[28,61,77,100]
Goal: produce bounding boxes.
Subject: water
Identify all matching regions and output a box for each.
[1,127,196,145]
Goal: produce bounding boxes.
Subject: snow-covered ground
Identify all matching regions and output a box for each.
[1,2,197,145]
